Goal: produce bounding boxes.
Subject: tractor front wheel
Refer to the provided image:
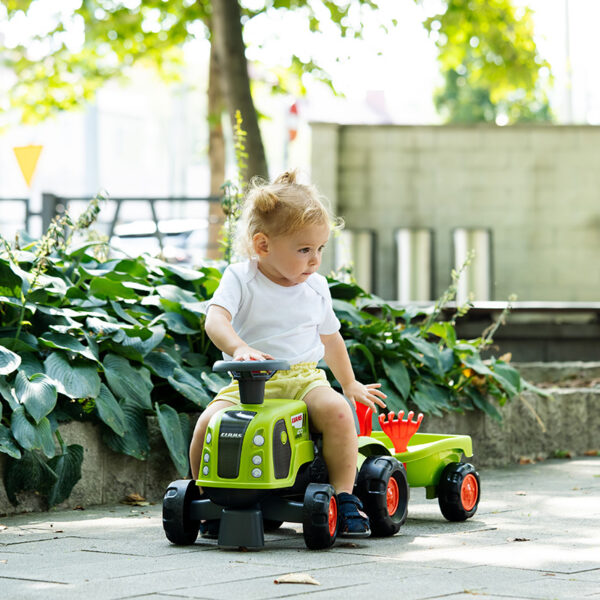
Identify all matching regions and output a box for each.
[356,455,409,537]
[437,462,480,521]
[302,483,339,550]
[162,479,200,545]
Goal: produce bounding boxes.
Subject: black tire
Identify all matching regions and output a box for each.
[437,462,481,521]
[263,519,284,531]
[162,479,201,545]
[356,455,409,537]
[302,483,339,550]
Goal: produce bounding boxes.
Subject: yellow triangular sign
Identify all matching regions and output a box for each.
[13,145,43,187]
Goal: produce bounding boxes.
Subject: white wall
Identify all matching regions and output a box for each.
[311,123,600,302]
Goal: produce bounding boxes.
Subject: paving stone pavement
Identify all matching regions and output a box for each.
[0,457,599,600]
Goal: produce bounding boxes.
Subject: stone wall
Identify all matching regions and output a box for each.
[310,123,600,301]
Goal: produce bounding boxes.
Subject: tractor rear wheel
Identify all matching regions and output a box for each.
[356,455,409,537]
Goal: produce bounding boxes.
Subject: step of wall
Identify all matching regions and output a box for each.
[514,361,600,384]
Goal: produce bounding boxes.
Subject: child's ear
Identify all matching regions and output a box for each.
[252,232,270,256]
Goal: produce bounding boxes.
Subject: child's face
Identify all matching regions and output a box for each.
[255,222,330,287]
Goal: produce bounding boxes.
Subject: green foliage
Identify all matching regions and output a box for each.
[421,0,553,123]
[0,195,529,507]
[0,207,223,507]
[325,279,525,421]
[1,1,548,130]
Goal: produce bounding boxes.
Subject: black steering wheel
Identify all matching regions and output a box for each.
[213,359,290,380]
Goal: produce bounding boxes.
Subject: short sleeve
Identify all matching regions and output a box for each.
[315,277,341,335]
[207,266,242,319]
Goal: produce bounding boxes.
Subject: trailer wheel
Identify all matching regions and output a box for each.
[437,462,480,521]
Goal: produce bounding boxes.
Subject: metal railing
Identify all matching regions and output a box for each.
[0,194,223,255]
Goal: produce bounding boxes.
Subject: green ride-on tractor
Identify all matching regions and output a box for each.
[162,359,410,550]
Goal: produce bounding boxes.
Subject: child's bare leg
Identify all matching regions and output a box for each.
[189,400,234,480]
[302,387,357,494]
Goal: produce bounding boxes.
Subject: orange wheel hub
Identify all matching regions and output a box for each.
[328,496,338,536]
[386,476,400,515]
[461,473,479,511]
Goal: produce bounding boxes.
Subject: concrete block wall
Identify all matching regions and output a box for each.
[310,123,600,301]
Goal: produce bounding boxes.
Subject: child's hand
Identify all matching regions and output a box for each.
[342,380,387,413]
[232,345,274,362]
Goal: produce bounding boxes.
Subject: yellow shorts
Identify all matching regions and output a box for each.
[210,362,330,406]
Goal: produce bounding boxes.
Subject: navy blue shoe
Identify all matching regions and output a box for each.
[337,493,371,538]
[199,519,220,539]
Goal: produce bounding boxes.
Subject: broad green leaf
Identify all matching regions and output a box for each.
[412,381,450,416]
[94,384,127,436]
[102,401,150,460]
[0,377,19,410]
[464,387,502,421]
[328,280,365,301]
[80,259,121,277]
[3,450,58,506]
[89,277,138,300]
[118,325,165,359]
[0,336,38,352]
[427,322,457,348]
[144,350,179,378]
[15,371,58,423]
[406,336,448,377]
[46,444,84,507]
[491,361,522,394]
[155,403,189,477]
[0,260,27,297]
[168,367,211,408]
[200,371,230,394]
[347,343,376,378]
[86,316,133,337]
[10,405,38,450]
[153,312,198,334]
[109,300,142,326]
[155,284,198,305]
[0,424,22,459]
[39,332,97,361]
[103,353,152,410]
[332,299,366,324]
[158,262,204,281]
[44,352,101,399]
[464,356,518,397]
[378,379,408,414]
[0,344,21,375]
[382,358,410,399]
[10,406,56,457]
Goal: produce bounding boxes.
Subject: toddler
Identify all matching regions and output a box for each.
[190,170,387,537]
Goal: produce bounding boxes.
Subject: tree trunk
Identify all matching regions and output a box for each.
[211,0,269,182]
[207,35,226,260]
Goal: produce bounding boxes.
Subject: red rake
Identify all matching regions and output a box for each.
[378,411,424,453]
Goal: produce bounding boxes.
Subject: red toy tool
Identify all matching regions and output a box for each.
[378,411,424,453]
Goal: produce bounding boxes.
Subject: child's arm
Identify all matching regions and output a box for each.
[321,331,387,412]
[205,305,274,361]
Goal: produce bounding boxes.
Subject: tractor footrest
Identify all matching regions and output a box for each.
[218,508,264,549]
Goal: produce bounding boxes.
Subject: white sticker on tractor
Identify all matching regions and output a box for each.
[290,413,303,429]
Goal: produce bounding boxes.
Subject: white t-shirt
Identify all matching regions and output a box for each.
[208,259,340,364]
